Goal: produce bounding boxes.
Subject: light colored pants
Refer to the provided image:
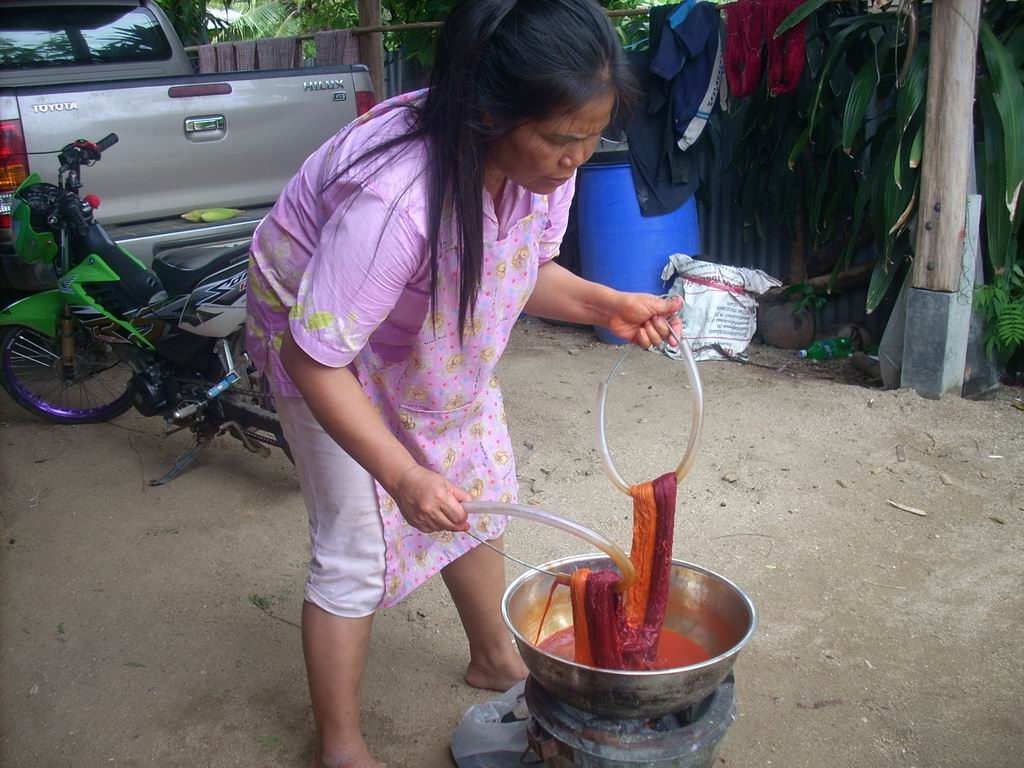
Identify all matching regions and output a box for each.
[276,395,386,617]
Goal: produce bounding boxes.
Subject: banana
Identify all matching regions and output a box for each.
[180,208,244,223]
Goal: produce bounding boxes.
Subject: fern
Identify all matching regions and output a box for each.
[975,282,1024,359]
[975,284,994,310]
[995,301,1024,346]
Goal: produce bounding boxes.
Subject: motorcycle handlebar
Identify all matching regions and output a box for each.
[60,191,90,235]
[96,133,118,152]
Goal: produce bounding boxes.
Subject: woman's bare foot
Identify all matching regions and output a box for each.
[442,539,530,692]
[314,743,383,768]
[464,652,529,692]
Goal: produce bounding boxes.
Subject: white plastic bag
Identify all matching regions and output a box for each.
[450,680,530,768]
[661,253,781,362]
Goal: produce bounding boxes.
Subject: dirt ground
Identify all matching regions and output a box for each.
[2,317,1022,768]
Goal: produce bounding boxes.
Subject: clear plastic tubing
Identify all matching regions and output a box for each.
[463,500,636,590]
[596,336,705,495]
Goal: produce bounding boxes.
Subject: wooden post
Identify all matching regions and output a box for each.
[357,0,385,98]
[911,0,983,292]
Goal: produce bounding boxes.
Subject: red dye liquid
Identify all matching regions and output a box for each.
[533,581,561,646]
[539,625,710,670]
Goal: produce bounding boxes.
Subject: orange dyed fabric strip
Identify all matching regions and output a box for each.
[626,481,658,626]
[570,569,594,666]
[571,472,678,670]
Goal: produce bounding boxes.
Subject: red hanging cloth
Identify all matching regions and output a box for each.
[766,0,808,95]
[724,0,765,99]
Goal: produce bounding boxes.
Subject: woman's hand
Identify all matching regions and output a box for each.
[605,293,683,348]
[390,464,471,533]
[524,262,683,346]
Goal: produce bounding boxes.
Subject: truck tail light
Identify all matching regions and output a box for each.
[0,119,29,229]
[355,89,376,117]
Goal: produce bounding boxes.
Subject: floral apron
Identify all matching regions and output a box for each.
[354,198,552,608]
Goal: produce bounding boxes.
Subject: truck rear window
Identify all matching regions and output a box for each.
[0,6,172,69]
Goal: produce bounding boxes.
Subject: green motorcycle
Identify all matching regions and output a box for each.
[1,133,290,483]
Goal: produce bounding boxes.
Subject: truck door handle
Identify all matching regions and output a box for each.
[185,115,225,133]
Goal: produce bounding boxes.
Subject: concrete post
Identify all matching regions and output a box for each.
[901,0,983,399]
[902,196,981,398]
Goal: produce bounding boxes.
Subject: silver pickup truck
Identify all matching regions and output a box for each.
[0,0,374,289]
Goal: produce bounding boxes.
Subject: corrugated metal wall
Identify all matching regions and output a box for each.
[384,51,429,98]
[696,113,890,338]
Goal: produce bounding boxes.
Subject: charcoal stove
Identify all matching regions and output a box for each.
[522,674,735,768]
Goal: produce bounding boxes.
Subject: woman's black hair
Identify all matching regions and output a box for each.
[325,0,637,337]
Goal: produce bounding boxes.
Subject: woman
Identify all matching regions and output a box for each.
[246,1,682,765]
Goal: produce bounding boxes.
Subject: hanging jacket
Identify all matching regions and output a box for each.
[648,2,724,150]
[625,3,717,217]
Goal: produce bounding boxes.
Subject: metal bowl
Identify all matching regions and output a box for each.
[502,554,756,719]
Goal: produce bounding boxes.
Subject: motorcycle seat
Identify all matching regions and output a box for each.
[153,243,250,296]
[77,223,164,314]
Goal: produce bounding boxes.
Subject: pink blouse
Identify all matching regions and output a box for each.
[246,90,576,396]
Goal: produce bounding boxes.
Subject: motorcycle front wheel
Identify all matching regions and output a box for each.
[0,325,132,424]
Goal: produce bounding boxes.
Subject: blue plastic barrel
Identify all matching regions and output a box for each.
[577,163,701,344]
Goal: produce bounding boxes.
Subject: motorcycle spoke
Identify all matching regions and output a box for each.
[51,381,70,408]
[10,351,55,367]
[40,376,66,403]
[9,350,57,367]
[55,380,71,408]
[79,382,94,409]
[28,373,60,393]
[80,372,123,406]
[93,376,121,400]
[10,361,54,373]
[13,335,59,360]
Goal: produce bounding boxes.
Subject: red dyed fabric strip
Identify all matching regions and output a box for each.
[641,472,678,664]
[585,570,626,669]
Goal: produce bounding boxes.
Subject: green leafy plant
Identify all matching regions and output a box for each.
[728,0,1023,362]
[783,283,828,324]
[297,0,360,33]
[156,0,213,45]
[975,266,1024,359]
[603,0,678,50]
[210,1,300,41]
[386,0,665,67]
